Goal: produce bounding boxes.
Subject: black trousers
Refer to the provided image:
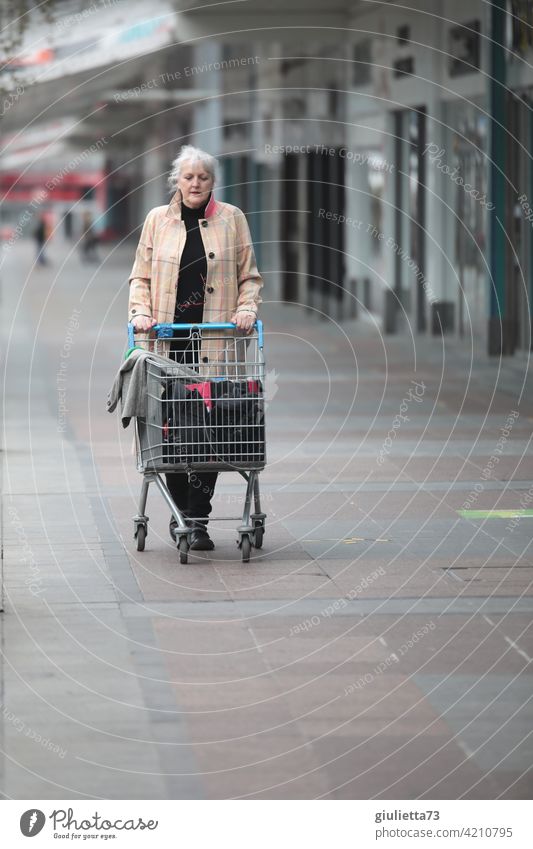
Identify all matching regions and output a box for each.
[165,470,218,529]
[166,320,218,528]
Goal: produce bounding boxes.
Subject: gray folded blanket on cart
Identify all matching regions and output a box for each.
[107,348,200,427]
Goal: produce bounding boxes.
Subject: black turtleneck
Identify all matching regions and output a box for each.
[174,194,209,323]
[171,194,210,361]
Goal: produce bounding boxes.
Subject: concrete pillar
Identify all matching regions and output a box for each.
[425,100,456,334]
[382,111,398,331]
[399,113,411,325]
[254,48,283,305]
[488,0,509,354]
[344,143,372,316]
[190,42,223,180]
[141,133,167,212]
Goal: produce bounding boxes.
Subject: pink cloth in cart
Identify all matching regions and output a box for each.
[185,382,212,411]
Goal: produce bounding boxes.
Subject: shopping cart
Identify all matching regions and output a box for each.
[128,320,267,563]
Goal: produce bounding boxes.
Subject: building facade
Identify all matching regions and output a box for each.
[2,0,532,354]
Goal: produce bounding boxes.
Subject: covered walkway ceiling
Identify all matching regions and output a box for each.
[0,0,388,164]
[171,0,354,41]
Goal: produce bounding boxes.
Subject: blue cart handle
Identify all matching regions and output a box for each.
[127,319,263,350]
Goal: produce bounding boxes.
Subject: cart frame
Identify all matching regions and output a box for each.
[128,320,266,563]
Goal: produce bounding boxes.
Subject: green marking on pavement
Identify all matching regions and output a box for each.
[458,509,533,519]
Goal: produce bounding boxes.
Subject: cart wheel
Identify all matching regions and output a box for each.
[136,525,146,552]
[254,525,264,549]
[178,536,189,564]
[241,534,251,563]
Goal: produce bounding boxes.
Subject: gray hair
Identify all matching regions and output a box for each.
[167,145,219,192]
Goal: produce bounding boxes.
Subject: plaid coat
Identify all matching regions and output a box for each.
[128,188,263,372]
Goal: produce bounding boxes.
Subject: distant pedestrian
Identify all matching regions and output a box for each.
[80,213,99,262]
[33,214,48,266]
[64,210,73,239]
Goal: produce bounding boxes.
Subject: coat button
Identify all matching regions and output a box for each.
[201,220,208,227]
[207,286,214,293]
[202,356,209,363]
[208,251,215,259]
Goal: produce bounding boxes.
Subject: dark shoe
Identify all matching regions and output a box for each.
[189,529,214,551]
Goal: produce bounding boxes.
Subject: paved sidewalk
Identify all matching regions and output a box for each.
[1,236,532,799]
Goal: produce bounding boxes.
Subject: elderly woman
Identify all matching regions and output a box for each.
[128,145,263,551]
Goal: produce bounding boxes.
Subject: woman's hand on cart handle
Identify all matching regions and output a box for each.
[131,315,157,332]
[230,309,256,334]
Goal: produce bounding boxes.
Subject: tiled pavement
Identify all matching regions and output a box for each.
[1,237,532,799]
